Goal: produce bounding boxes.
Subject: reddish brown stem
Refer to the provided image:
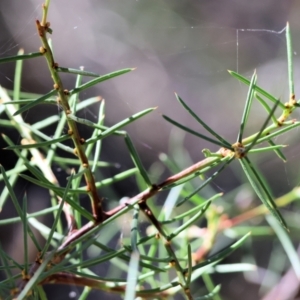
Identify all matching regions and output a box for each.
[43,272,171,298]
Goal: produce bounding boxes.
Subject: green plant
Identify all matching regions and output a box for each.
[1,1,300,299]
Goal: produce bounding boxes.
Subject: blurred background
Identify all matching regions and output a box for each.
[1,0,300,299]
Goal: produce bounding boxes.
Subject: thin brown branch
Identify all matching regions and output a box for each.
[138,202,193,298]
[58,221,96,251]
[107,153,226,217]
[36,18,106,222]
[14,152,227,296]
[58,153,228,252]
[43,272,172,298]
[14,7,300,298]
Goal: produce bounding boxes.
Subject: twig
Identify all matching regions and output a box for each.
[36,16,105,222]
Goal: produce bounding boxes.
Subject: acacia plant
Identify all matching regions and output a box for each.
[1,1,300,299]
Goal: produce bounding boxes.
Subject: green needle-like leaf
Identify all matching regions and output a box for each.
[186,244,193,286]
[33,115,60,130]
[194,285,221,300]
[163,156,227,190]
[6,90,46,99]
[19,168,136,196]
[239,157,288,230]
[65,242,164,273]
[13,49,25,108]
[86,107,155,144]
[130,205,140,251]
[56,67,101,77]
[0,119,16,127]
[53,157,113,168]
[18,174,93,221]
[125,135,152,187]
[0,149,28,210]
[92,99,105,172]
[37,286,48,300]
[70,68,84,113]
[13,89,57,116]
[94,168,138,189]
[29,218,64,241]
[248,144,286,154]
[162,195,222,224]
[189,232,251,273]
[266,215,300,279]
[2,134,55,183]
[6,121,73,154]
[136,282,181,295]
[0,52,42,64]
[163,115,231,148]
[245,99,281,153]
[175,93,231,148]
[76,96,102,111]
[1,98,57,105]
[228,70,285,109]
[0,248,23,271]
[16,252,55,300]
[0,165,41,251]
[164,186,185,221]
[177,157,233,206]
[0,244,19,291]
[66,169,87,180]
[124,251,140,300]
[70,68,134,95]
[0,205,59,225]
[255,121,300,145]
[0,249,13,290]
[237,71,257,143]
[41,175,72,257]
[255,93,278,125]
[5,134,71,150]
[67,113,104,130]
[1,8,299,298]
[22,196,29,275]
[202,273,221,300]
[286,23,294,97]
[78,287,92,300]
[169,200,211,239]
[267,140,287,162]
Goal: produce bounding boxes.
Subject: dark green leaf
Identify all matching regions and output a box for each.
[228,71,285,109]
[125,135,152,187]
[169,201,211,239]
[239,157,288,230]
[0,165,41,251]
[5,134,70,150]
[70,68,134,95]
[163,115,230,148]
[13,89,57,116]
[245,99,281,153]
[177,157,233,206]
[0,52,42,64]
[286,23,294,97]
[255,93,277,125]
[56,67,101,77]
[86,108,155,144]
[175,93,231,148]
[237,71,256,143]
